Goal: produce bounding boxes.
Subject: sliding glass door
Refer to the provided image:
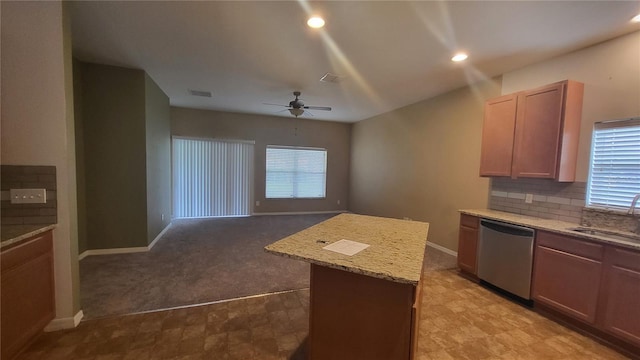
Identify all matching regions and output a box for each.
[172,137,254,218]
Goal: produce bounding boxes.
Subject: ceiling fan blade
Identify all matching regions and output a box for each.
[263,102,289,107]
[304,106,332,111]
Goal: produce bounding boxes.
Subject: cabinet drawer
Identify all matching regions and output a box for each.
[609,247,640,272]
[460,214,479,229]
[1,232,53,272]
[536,231,603,261]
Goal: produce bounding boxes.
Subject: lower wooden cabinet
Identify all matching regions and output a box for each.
[532,231,604,324]
[601,247,640,347]
[533,230,640,352]
[457,214,479,275]
[1,231,55,360]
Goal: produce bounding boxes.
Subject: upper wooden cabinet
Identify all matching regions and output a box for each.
[479,80,584,182]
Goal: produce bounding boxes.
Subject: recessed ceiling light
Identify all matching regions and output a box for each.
[451,53,468,62]
[307,16,325,29]
[632,14,640,23]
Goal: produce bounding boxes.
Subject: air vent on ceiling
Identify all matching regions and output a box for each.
[320,72,344,83]
[188,89,212,97]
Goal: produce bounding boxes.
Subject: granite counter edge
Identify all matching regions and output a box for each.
[1,224,57,250]
[459,209,640,251]
[264,247,421,286]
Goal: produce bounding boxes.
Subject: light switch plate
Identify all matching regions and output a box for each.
[10,188,47,204]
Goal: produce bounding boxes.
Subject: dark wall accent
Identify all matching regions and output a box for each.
[75,61,171,251]
[1,165,57,225]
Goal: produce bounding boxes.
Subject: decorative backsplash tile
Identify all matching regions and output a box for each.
[488,178,586,224]
[1,165,57,225]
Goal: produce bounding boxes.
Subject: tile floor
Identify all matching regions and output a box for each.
[17,269,632,360]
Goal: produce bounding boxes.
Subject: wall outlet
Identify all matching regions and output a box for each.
[256,200,260,207]
[10,188,46,204]
[162,214,165,221]
[525,193,534,204]
[337,199,341,205]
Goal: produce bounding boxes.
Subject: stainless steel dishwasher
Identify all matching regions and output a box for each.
[478,219,535,300]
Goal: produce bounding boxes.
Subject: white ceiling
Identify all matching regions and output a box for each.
[70,1,640,123]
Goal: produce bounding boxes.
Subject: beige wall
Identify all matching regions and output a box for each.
[349,78,502,251]
[171,107,351,214]
[1,1,81,321]
[502,30,640,182]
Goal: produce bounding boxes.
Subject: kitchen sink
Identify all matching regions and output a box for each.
[568,227,640,243]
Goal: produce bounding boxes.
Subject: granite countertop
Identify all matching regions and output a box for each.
[265,213,429,285]
[1,224,56,250]
[460,209,640,250]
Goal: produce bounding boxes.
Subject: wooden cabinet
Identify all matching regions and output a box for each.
[532,231,604,324]
[479,80,583,182]
[600,247,640,347]
[479,94,518,176]
[533,230,640,353]
[309,264,418,360]
[1,231,55,360]
[457,214,479,275]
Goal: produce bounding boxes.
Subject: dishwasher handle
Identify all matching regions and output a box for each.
[480,219,534,237]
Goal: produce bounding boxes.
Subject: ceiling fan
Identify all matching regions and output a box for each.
[264,91,332,117]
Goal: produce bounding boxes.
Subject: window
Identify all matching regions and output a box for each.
[266,146,327,199]
[173,137,254,218]
[587,118,640,209]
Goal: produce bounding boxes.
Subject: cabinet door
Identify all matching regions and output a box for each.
[457,226,478,275]
[601,248,640,346]
[1,232,55,360]
[479,94,518,176]
[532,245,602,324]
[512,83,564,179]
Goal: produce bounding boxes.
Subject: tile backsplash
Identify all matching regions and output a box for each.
[1,165,57,225]
[489,178,585,224]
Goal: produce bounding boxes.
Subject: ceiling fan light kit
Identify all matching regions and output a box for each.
[265,91,332,118]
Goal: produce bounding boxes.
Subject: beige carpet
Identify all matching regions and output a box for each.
[80,214,457,320]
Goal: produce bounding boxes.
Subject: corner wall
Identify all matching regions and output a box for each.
[144,75,171,244]
[1,0,81,321]
[349,78,502,251]
[78,63,148,249]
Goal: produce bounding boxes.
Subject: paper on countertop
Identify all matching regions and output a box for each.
[322,239,370,256]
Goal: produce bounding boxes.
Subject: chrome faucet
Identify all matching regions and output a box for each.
[629,194,640,215]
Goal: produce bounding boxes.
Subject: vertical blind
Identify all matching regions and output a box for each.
[587,118,640,209]
[173,137,254,218]
[265,146,327,198]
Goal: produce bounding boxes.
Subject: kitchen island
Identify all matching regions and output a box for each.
[265,213,429,360]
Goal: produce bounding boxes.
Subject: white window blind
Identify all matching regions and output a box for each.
[587,118,640,209]
[173,138,254,218]
[266,146,327,199]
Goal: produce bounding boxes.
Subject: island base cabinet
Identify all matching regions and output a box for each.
[309,264,416,360]
[601,247,640,347]
[1,231,55,360]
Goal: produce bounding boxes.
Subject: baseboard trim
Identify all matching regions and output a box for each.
[426,241,457,257]
[44,310,84,331]
[148,222,172,250]
[252,210,348,216]
[79,223,171,260]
